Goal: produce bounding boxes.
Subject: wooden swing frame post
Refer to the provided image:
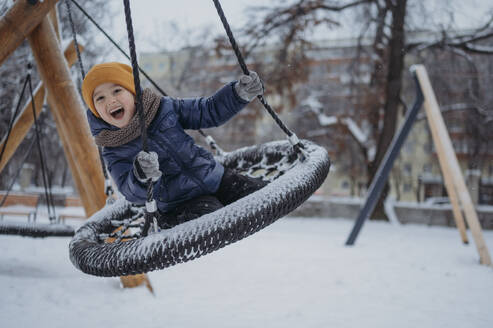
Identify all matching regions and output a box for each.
[44,6,94,214]
[27,16,105,216]
[414,65,492,266]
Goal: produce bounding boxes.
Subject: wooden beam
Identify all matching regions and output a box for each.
[0,40,82,174]
[439,160,469,244]
[427,118,469,243]
[44,1,94,213]
[48,7,60,38]
[43,60,94,213]
[414,65,492,266]
[27,17,105,216]
[0,0,59,67]
[413,67,468,244]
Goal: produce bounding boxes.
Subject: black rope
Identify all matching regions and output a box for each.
[122,0,147,151]
[212,0,299,144]
[122,0,157,236]
[65,0,114,197]
[27,71,56,222]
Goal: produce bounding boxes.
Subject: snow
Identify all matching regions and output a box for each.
[318,114,338,126]
[341,117,367,145]
[1,215,493,328]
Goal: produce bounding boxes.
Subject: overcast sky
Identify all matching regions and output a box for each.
[107,0,266,55]
[104,0,493,58]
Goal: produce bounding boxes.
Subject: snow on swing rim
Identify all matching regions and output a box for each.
[69,140,330,277]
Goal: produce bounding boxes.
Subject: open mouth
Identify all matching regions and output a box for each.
[110,107,124,119]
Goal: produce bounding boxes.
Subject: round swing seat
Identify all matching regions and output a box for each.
[0,221,75,238]
[69,140,330,277]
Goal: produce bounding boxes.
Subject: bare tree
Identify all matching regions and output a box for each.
[235,0,493,219]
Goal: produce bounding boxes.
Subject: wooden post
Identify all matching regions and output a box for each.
[0,0,59,67]
[27,16,105,216]
[414,65,492,266]
[0,41,81,174]
[413,67,468,244]
[414,70,468,244]
[439,161,469,244]
[44,3,95,212]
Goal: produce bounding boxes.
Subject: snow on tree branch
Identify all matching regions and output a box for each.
[302,96,375,161]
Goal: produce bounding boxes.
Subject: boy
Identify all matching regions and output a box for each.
[82,62,266,228]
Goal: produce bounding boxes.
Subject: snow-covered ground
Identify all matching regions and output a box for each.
[1,215,492,328]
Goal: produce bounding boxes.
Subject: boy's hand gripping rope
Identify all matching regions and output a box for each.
[123,0,158,236]
[212,0,306,160]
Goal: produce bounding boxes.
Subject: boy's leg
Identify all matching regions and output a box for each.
[158,195,224,228]
[214,168,268,206]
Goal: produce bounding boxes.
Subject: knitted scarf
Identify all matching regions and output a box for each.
[94,88,161,147]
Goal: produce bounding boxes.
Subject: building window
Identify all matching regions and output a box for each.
[423,164,431,173]
[404,163,412,176]
[403,183,412,192]
[341,181,349,189]
[424,142,433,152]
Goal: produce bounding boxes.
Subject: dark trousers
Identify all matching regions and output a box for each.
[158,168,267,228]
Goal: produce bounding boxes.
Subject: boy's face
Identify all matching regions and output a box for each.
[93,82,136,128]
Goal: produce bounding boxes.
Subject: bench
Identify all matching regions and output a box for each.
[0,192,40,221]
[58,196,86,222]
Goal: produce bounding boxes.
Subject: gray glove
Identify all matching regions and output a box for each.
[234,71,264,102]
[133,151,162,183]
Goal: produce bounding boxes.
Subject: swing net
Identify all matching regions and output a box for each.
[68,0,330,276]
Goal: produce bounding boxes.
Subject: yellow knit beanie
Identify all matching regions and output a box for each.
[82,62,136,118]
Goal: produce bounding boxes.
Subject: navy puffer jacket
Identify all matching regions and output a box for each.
[87,82,248,212]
